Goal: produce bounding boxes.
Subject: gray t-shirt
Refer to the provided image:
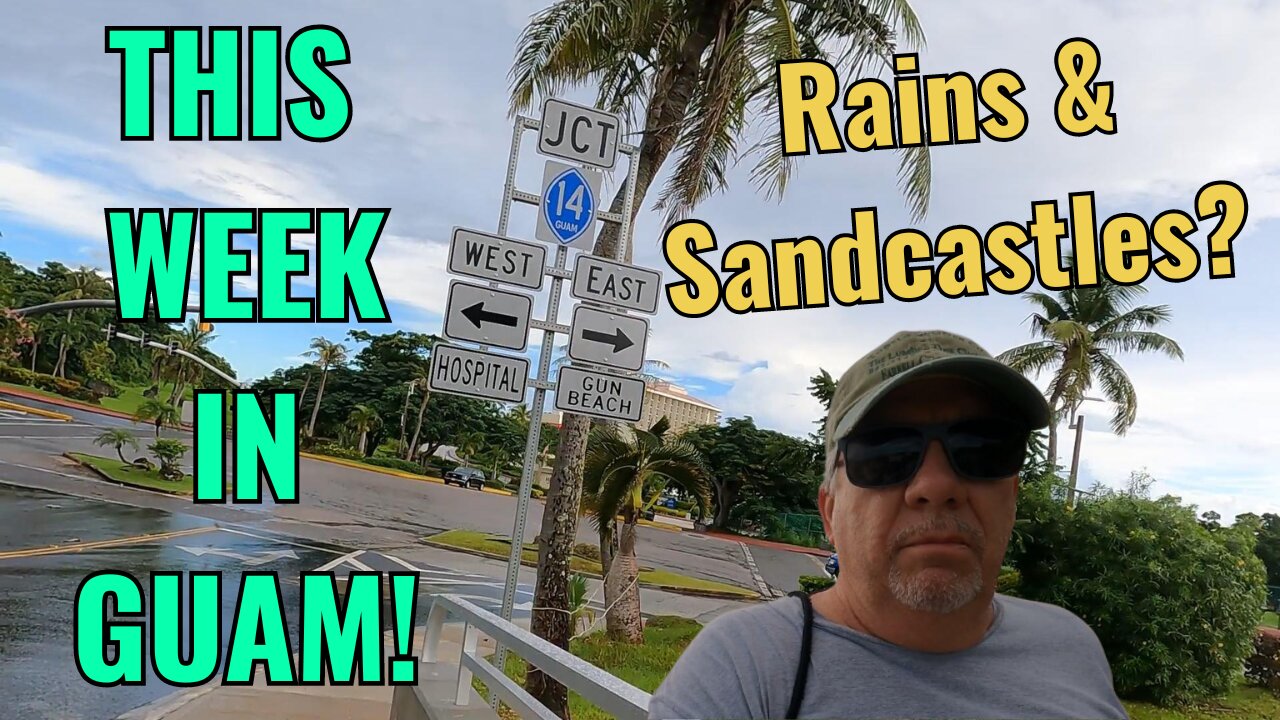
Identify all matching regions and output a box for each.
[648,593,1129,719]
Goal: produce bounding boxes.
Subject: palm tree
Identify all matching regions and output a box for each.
[303,337,349,437]
[346,404,382,455]
[51,267,109,378]
[454,430,483,468]
[581,417,711,643]
[511,2,931,707]
[94,428,140,464]
[998,256,1183,469]
[134,398,181,439]
[163,319,216,405]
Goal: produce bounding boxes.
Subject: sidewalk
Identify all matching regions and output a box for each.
[116,622,492,720]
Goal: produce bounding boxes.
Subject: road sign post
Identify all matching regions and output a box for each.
[424,99,645,698]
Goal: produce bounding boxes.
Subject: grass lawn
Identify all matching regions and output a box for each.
[68,452,195,496]
[425,529,758,598]
[480,616,702,720]
[1263,610,1279,628]
[0,380,74,404]
[98,383,191,416]
[1124,685,1280,720]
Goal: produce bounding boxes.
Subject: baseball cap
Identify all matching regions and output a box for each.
[823,330,1051,453]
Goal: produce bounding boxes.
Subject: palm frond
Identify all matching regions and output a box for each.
[508,0,634,115]
[1094,330,1184,360]
[996,341,1059,376]
[1091,351,1138,434]
[894,144,931,221]
[653,13,752,221]
[1093,304,1174,336]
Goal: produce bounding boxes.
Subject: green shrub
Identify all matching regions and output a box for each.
[573,543,601,563]
[1245,628,1280,695]
[798,575,834,593]
[1011,484,1268,706]
[311,442,364,461]
[996,566,1021,597]
[363,456,426,474]
[0,364,100,402]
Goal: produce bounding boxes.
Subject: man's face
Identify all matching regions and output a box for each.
[819,374,1020,615]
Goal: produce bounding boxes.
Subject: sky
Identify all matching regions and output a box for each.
[1,0,1277,521]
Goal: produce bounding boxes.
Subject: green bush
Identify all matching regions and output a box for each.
[0,364,100,402]
[363,456,427,474]
[311,442,364,461]
[996,566,1021,597]
[1010,483,1268,706]
[798,575,834,593]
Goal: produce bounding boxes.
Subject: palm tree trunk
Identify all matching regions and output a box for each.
[297,373,313,413]
[29,338,38,372]
[1046,385,1066,470]
[527,6,719,703]
[116,446,127,464]
[308,368,328,436]
[525,411,591,717]
[55,336,69,378]
[408,388,429,461]
[599,520,615,579]
[358,430,367,455]
[604,518,643,644]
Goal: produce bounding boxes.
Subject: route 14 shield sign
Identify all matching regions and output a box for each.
[535,160,602,251]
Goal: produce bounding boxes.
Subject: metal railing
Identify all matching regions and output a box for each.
[422,594,650,720]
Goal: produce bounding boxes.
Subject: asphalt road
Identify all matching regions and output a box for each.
[0,394,819,594]
[0,482,557,720]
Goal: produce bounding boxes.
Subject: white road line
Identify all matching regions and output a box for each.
[0,435,103,439]
[739,542,783,598]
[314,550,366,572]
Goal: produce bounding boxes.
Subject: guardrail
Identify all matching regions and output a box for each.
[421,594,651,720]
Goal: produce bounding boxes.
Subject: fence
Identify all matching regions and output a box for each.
[408,593,651,720]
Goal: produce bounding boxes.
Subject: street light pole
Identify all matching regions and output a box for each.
[399,379,416,456]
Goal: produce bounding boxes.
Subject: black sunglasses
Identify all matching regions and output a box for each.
[837,417,1030,488]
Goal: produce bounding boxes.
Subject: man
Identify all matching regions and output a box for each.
[648,330,1129,720]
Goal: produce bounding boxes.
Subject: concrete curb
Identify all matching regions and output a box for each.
[62,452,193,498]
[421,537,761,602]
[0,398,73,421]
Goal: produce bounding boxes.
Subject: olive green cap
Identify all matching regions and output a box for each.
[824,330,1051,453]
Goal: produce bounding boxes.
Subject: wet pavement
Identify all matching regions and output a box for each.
[0,483,540,720]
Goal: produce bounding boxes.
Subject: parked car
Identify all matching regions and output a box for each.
[443,467,486,490]
[824,553,839,578]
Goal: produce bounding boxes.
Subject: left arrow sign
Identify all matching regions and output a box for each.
[462,302,519,329]
[443,280,533,352]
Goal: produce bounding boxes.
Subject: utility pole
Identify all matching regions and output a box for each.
[1067,413,1084,507]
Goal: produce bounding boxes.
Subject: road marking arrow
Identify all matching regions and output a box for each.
[177,546,299,566]
[461,302,519,329]
[581,326,633,353]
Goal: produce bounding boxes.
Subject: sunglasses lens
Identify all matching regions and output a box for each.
[844,427,924,487]
[947,418,1028,479]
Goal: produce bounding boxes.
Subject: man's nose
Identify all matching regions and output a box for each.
[904,439,966,507]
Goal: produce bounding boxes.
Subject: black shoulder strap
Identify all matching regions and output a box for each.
[787,591,814,719]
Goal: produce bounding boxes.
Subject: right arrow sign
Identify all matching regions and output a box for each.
[567,304,649,372]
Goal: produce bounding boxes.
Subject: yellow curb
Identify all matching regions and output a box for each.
[0,399,73,421]
[420,538,758,600]
[300,451,445,484]
[298,451,521,497]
